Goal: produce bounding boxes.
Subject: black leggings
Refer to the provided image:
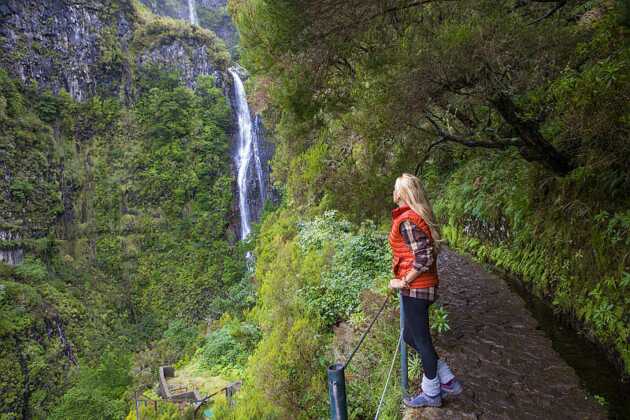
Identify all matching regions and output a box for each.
[402,295,439,379]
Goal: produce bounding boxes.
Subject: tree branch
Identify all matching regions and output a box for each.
[529,1,568,24]
[489,92,573,174]
[413,114,522,175]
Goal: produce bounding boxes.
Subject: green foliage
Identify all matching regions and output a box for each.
[162,320,199,356]
[49,350,133,420]
[13,257,47,282]
[126,401,197,420]
[131,14,230,68]
[0,268,91,418]
[430,304,451,335]
[435,152,630,374]
[220,206,451,418]
[297,210,391,326]
[0,70,65,231]
[231,0,630,377]
[196,318,260,376]
[0,63,241,417]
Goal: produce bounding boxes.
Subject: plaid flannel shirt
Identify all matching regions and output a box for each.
[398,220,438,302]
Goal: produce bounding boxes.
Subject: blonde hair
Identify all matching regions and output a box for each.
[393,173,443,253]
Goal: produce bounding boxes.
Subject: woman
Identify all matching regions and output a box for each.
[388,173,463,408]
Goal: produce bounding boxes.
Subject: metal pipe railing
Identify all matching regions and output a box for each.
[327,363,348,420]
[326,291,408,419]
[399,292,409,395]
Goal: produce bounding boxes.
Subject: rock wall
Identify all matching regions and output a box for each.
[0,0,230,102]
[0,0,232,257]
[139,0,239,52]
[133,26,228,91]
[0,0,135,101]
[0,230,23,266]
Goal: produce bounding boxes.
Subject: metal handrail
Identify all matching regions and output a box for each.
[327,291,409,420]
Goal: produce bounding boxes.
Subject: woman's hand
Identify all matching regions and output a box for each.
[389,278,406,289]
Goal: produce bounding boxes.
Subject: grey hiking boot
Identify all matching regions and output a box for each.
[403,373,442,408]
[403,391,442,408]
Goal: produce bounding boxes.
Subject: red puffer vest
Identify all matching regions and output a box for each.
[388,205,439,289]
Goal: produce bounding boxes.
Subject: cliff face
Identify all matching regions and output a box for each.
[132,21,229,91]
[0,2,238,417]
[0,0,231,247]
[0,0,230,103]
[0,0,135,101]
[139,0,239,52]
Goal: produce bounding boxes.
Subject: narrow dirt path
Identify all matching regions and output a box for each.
[403,249,606,420]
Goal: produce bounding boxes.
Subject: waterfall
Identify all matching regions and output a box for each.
[187,0,198,25]
[229,69,253,239]
[229,69,269,240]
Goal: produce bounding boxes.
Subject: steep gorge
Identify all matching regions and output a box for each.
[0,1,268,418]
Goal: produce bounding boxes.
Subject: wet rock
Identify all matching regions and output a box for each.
[0,0,228,102]
[135,39,225,90]
[0,230,23,266]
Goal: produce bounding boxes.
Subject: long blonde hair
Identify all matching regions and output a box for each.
[393,173,443,253]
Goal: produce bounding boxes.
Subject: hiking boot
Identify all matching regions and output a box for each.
[437,358,463,398]
[440,377,463,398]
[403,391,442,408]
[403,373,442,408]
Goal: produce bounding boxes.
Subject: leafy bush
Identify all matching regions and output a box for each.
[297,211,391,326]
[226,206,451,418]
[49,350,132,420]
[13,257,47,282]
[196,319,260,375]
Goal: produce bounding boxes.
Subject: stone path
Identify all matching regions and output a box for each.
[403,249,606,420]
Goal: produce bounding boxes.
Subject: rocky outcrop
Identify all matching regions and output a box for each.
[0,0,230,102]
[139,0,239,50]
[247,115,277,221]
[132,23,229,91]
[0,230,24,266]
[0,0,135,101]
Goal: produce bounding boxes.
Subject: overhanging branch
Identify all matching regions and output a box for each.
[413,114,522,175]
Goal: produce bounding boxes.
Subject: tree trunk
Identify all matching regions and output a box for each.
[490,93,573,175]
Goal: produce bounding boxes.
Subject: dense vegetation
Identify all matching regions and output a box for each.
[0,61,248,420]
[210,210,449,418]
[2,0,630,418]
[210,0,630,416]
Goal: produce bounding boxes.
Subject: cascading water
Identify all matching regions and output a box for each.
[187,0,198,25]
[229,68,268,240]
